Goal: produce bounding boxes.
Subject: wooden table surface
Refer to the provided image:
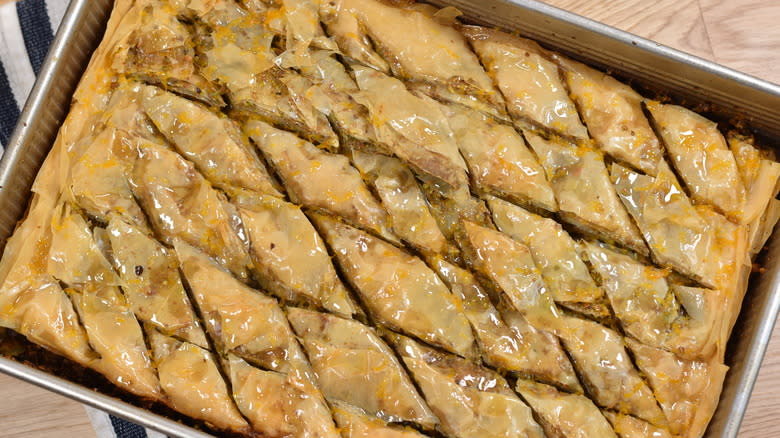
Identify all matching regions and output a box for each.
[1,0,778,437]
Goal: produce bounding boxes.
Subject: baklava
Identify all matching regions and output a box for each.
[1,0,777,437]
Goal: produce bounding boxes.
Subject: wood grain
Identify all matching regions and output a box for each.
[543,0,780,85]
[699,0,780,85]
[0,372,96,438]
[0,1,779,437]
[542,0,717,61]
[735,320,780,436]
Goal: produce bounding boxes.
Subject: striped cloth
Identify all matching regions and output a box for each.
[0,1,168,437]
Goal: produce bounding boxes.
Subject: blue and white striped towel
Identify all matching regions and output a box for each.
[1,0,167,437]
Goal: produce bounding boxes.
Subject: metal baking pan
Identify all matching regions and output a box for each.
[0,0,778,437]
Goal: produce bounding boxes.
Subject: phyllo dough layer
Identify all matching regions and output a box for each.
[0,0,774,437]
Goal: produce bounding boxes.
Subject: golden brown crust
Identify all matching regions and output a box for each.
[0,1,775,437]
